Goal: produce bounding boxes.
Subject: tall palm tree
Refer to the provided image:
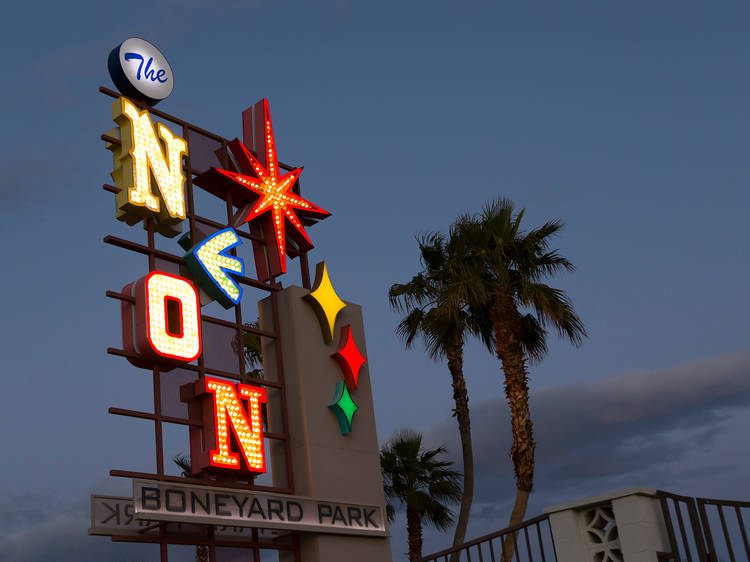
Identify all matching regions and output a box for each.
[454,198,586,559]
[173,454,209,562]
[380,430,463,561]
[389,232,492,550]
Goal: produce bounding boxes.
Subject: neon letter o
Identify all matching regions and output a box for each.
[135,271,202,362]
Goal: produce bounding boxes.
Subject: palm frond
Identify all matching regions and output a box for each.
[518,281,587,346]
[172,453,192,478]
[380,430,462,531]
[395,308,427,350]
[519,313,548,363]
[453,196,586,358]
[389,224,493,362]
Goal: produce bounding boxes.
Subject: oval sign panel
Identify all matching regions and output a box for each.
[108,38,174,106]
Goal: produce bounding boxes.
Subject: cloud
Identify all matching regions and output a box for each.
[0,492,175,562]
[376,351,750,560]
[412,350,750,525]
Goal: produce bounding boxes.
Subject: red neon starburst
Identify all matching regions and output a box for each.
[194,99,329,280]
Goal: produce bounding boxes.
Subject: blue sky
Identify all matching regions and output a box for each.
[1,1,750,560]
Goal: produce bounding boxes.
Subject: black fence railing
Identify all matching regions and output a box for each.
[657,490,709,562]
[418,514,556,562]
[658,491,750,562]
[696,497,750,562]
[421,491,748,562]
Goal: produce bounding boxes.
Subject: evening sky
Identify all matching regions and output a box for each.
[1,1,749,560]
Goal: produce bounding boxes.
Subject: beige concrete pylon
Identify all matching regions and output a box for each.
[260,286,393,562]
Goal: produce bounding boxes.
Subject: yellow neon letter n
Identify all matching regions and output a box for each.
[110,97,188,237]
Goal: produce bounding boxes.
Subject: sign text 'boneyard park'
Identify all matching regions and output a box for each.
[132,481,387,537]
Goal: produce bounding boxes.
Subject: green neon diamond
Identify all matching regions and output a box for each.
[328,381,358,435]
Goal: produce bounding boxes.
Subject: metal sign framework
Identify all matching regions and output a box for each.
[99,85,312,561]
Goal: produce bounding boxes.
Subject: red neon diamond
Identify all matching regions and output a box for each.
[331,325,366,392]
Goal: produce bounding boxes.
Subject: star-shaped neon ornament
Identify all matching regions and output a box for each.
[331,325,366,392]
[303,262,346,343]
[194,99,329,281]
[328,381,358,435]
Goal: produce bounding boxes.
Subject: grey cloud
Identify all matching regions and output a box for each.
[388,351,750,560]
[422,350,750,504]
[0,493,174,562]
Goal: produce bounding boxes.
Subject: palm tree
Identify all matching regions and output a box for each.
[173,454,208,562]
[380,430,463,561]
[231,320,264,380]
[389,232,492,550]
[454,198,586,559]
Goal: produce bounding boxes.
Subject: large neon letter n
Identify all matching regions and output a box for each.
[109,97,188,237]
[204,377,267,472]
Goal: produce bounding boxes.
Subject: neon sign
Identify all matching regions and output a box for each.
[328,382,358,436]
[98,61,392,556]
[303,262,346,343]
[181,228,245,309]
[194,99,329,280]
[185,377,267,474]
[122,271,202,364]
[331,325,367,392]
[106,95,340,478]
[108,97,187,237]
[107,38,174,105]
[123,53,168,83]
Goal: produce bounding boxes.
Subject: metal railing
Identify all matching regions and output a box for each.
[657,490,709,562]
[658,491,750,562]
[696,497,750,562]
[419,514,556,562]
[422,491,749,562]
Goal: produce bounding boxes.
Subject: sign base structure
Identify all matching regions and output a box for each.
[260,287,393,562]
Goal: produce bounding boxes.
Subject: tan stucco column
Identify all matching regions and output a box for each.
[260,286,393,562]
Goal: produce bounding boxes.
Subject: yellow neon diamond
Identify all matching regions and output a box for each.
[303,262,346,343]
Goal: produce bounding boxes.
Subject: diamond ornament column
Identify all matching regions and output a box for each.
[259,283,392,562]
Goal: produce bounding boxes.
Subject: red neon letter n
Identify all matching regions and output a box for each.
[204,377,266,473]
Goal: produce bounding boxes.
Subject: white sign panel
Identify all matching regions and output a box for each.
[133,480,387,537]
[89,495,274,541]
[89,495,161,537]
[108,38,174,105]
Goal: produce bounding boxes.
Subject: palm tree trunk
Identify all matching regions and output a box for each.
[407,507,424,561]
[491,293,536,562]
[446,331,474,557]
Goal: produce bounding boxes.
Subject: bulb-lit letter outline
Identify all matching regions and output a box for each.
[203,377,267,473]
[122,271,202,363]
[108,97,188,237]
